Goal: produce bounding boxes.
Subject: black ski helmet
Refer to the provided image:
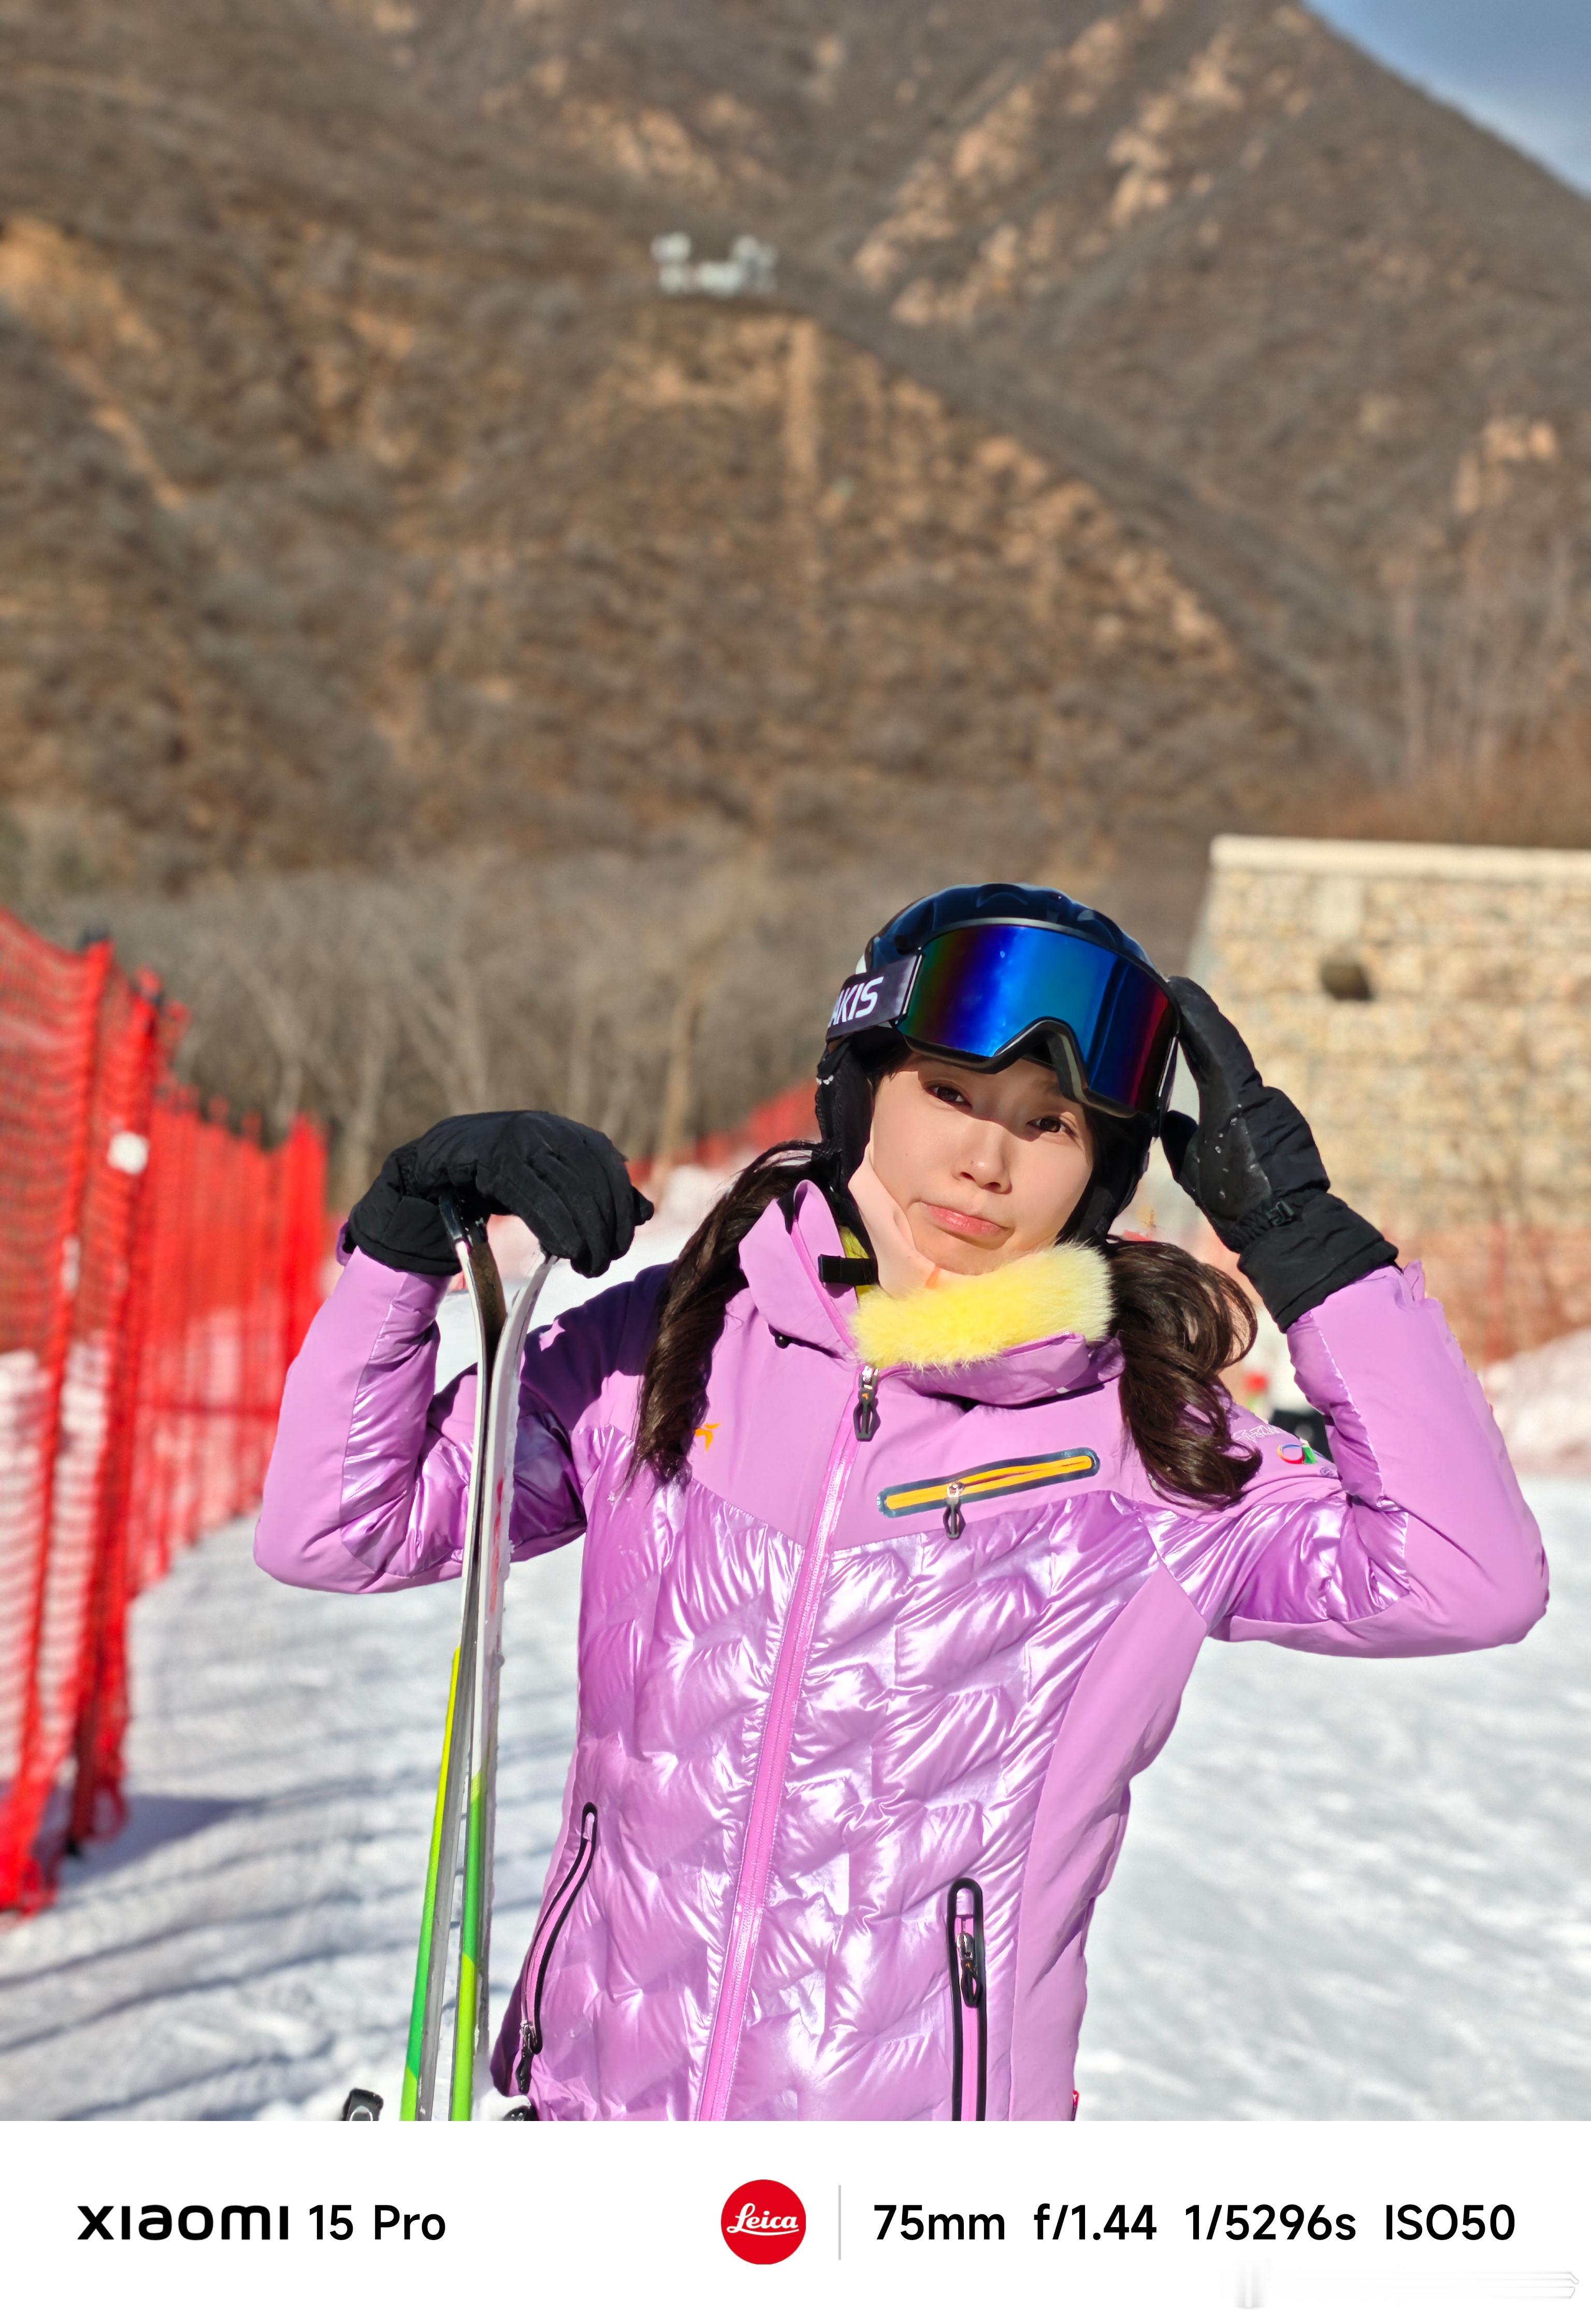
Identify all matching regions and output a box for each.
[815,882,1178,1245]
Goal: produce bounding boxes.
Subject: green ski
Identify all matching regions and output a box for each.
[396,1199,552,2121]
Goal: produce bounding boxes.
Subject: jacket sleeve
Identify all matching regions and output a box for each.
[1149,1263,1549,1657]
[253,1242,665,1595]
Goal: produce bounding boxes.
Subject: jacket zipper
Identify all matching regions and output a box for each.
[511,1803,599,2095]
[852,1364,880,1441]
[696,1370,869,2119]
[947,1876,988,2121]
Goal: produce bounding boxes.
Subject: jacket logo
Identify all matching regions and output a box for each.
[878,1448,1098,1520]
[693,1422,720,1450]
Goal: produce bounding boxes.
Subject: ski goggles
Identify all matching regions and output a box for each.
[825,920,1178,1119]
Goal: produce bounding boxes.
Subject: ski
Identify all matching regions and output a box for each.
[397,1200,553,2120]
[398,1197,502,2121]
[449,1238,556,2119]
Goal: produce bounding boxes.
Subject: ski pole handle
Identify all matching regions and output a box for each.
[438,1191,490,1255]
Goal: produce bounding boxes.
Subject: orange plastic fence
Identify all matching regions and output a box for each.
[0,911,326,1911]
[683,1083,819,1169]
[629,1083,819,1187]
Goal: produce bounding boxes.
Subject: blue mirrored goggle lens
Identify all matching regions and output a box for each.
[898,923,1175,1114]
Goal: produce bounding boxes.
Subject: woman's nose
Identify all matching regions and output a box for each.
[958,1124,1012,1190]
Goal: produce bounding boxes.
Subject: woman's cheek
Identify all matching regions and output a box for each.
[1027,1145,1089,1237]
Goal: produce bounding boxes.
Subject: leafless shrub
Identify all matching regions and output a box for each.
[1329,525,1591,850]
[46,838,903,1207]
[1391,527,1585,789]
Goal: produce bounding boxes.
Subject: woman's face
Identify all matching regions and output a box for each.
[865,1052,1096,1276]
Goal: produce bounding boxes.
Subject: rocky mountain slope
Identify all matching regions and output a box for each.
[1,0,1586,1056]
[350,0,1591,761]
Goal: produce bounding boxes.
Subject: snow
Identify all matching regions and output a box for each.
[1484,1331,1591,1477]
[1077,1475,1591,2120]
[0,1222,1585,2120]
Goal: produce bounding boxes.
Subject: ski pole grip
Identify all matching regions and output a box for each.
[438,1193,490,1250]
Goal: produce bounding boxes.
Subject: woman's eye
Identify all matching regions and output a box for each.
[1032,1113,1072,1136]
[927,1083,970,1109]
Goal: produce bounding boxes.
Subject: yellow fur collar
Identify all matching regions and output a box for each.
[848,1241,1115,1372]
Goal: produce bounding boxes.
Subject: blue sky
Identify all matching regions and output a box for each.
[1310,0,1591,196]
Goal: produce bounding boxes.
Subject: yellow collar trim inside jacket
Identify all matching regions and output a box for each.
[847,1238,1115,1372]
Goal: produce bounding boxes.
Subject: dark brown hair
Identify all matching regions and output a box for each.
[630,1142,816,1489]
[1105,1236,1261,1503]
[631,1145,1262,1508]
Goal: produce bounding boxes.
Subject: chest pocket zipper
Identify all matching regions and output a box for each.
[512,1803,599,2095]
[879,1448,1100,1537]
[947,1876,988,2121]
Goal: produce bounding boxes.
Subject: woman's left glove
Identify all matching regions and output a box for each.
[1161,979,1397,1329]
[346,1112,653,1281]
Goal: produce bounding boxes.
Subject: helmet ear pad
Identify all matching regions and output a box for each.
[815,1032,909,1186]
[1064,1110,1152,1245]
[812,1032,908,1248]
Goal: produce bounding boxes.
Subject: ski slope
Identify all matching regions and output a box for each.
[0,1245,1585,2119]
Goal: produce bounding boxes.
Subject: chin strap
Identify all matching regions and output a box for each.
[818,1254,879,1288]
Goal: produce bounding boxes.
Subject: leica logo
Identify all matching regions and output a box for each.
[720,2179,806,2264]
[727,2202,797,2235]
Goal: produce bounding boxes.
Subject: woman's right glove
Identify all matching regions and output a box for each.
[346,1112,653,1281]
[1161,979,1397,1329]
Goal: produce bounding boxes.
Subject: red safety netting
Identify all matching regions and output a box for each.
[0,910,327,1911]
[687,1084,819,1168]
[630,1083,819,1187]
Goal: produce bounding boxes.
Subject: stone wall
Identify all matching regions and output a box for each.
[1187,835,1591,1360]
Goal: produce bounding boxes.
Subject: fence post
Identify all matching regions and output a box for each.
[65,978,165,1855]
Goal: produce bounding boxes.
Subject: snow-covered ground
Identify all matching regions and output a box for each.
[0,1231,1586,2118]
[1484,1331,1591,1477]
[0,1225,699,2126]
[1078,1473,1591,2120]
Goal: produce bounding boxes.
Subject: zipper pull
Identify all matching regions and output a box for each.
[957,1928,983,2007]
[943,1478,965,1538]
[513,2019,540,2095]
[852,1364,880,1441]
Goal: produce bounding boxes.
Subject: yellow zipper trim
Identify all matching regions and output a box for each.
[878,1449,1098,1519]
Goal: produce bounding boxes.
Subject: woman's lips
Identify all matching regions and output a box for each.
[922,1202,1005,1243]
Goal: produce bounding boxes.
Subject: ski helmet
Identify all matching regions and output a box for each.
[815,882,1179,1244]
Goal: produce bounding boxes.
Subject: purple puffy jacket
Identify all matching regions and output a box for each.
[255,1180,1546,2121]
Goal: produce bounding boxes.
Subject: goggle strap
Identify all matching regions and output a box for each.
[825,955,917,1039]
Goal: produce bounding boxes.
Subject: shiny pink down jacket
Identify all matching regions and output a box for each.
[254,1181,1547,2121]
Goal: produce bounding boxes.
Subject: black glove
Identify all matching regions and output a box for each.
[1161,979,1396,1330]
[346,1112,653,1281]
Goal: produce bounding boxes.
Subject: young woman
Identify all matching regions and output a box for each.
[255,882,1547,2121]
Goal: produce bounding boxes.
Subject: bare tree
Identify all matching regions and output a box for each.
[1390,525,1587,808]
[45,827,936,1194]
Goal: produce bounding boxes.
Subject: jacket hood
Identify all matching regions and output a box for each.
[737,1179,1121,1407]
